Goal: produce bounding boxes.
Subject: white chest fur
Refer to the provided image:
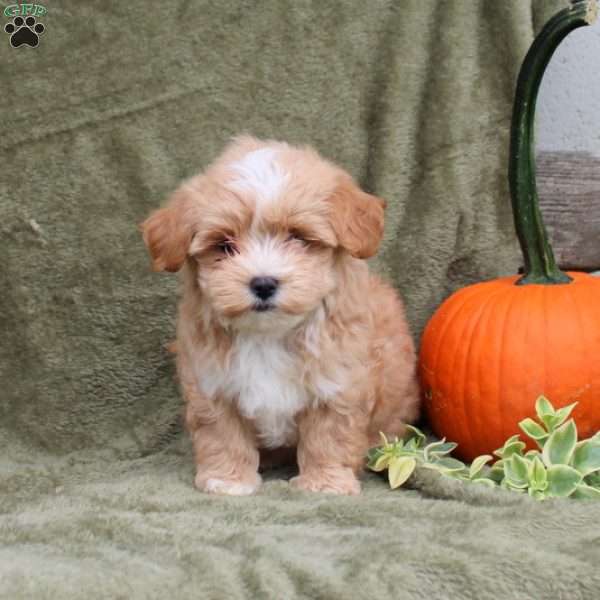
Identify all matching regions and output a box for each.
[196,335,311,448]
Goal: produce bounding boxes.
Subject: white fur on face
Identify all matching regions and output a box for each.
[221,234,302,334]
[228,148,289,214]
[237,234,294,282]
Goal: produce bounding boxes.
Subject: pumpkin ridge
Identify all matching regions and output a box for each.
[584,278,600,434]
[566,274,600,433]
[444,293,487,449]
[564,280,589,409]
[470,294,496,454]
[432,282,500,450]
[452,292,488,455]
[516,286,547,437]
[457,286,509,456]
[427,289,484,445]
[542,286,549,419]
[427,284,490,415]
[506,284,536,443]
[491,285,521,451]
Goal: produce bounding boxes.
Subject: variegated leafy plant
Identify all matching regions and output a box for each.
[367,396,600,500]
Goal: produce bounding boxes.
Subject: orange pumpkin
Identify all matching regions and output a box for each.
[419,1,600,462]
[421,272,600,461]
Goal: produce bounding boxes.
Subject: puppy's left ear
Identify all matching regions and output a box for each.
[328,178,386,259]
[139,187,196,273]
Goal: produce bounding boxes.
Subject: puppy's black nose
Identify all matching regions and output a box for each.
[250,276,279,301]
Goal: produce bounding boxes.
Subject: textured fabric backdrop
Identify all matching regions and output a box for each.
[4,1,599,599]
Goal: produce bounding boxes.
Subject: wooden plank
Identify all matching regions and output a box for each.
[536,151,600,271]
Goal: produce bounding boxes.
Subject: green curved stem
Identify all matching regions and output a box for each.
[509,0,596,285]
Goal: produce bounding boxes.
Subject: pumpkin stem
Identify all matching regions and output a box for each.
[509,0,596,286]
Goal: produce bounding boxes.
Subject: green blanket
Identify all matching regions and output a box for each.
[3,1,599,598]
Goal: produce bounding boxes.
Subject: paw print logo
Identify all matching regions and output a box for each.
[4,16,45,48]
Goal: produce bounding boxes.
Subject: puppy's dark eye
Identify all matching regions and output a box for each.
[286,230,308,245]
[215,239,238,257]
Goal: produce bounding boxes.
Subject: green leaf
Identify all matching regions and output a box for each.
[537,396,573,432]
[542,419,577,466]
[366,446,383,465]
[506,434,522,445]
[493,435,522,458]
[388,456,416,489]
[404,425,426,447]
[554,403,578,428]
[585,471,600,488]
[500,440,527,459]
[505,454,530,488]
[572,440,600,476]
[540,413,562,432]
[527,456,548,491]
[472,478,496,488]
[469,455,493,479]
[403,437,420,453]
[432,457,467,473]
[379,432,391,450]
[528,488,547,501]
[370,453,391,472]
[423,439,457,461]
[502,479,526,492]
[488,463,505,483]
[536,396,555,419]
[546,464,582,498]
[572,483,600,500]
[431,442,458,455]
[519,418,549,443]
[538,403,577,433]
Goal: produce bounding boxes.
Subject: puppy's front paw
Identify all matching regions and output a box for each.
[290,469,361,496]
[195,473,262,496]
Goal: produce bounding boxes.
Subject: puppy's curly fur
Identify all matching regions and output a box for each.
[141,136,420,495]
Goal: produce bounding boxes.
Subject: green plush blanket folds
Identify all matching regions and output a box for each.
[2,1,599,598]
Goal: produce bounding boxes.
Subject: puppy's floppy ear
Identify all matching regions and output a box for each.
[327,178,386,259]
[139,187,196,273]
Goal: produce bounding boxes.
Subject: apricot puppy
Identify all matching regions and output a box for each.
[141,136,420,495]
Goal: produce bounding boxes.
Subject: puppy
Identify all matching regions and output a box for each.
[140,136,420,495]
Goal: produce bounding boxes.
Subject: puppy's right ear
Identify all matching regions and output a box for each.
[327,178,386,259]
[139,187,196,273]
